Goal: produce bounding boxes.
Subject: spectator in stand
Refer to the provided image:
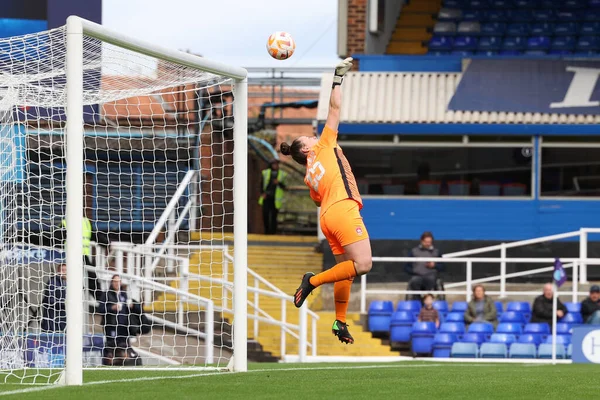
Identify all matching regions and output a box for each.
[464,284,498,328]
[41,262,67,332]
[582,285,600,324]
[418,294,440,328]
[99,274,140,366]
[531,283,568,326]
[405,232,444,300]
[258,159,287,235]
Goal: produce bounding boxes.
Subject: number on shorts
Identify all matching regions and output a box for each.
[307,161,325,192]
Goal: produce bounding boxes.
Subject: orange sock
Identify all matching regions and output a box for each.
[309,260,357,287]
[334,278,353,323]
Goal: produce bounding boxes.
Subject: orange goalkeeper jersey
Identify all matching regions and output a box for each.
[304,125,362,215]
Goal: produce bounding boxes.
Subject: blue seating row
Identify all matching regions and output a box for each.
[449,342,572,358]
[429,35,600,53]
[439,8,600,22]
[443,0,599,9]
[434,21,600,36]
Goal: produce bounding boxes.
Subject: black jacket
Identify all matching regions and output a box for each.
[98,289,130,335]
[531,295,567,325]
[41,276,67,332]
[581,297,600,322]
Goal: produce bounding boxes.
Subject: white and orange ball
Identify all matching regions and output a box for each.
[266,31,296,60]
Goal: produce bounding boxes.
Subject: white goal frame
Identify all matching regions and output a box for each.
[64,16,248,385]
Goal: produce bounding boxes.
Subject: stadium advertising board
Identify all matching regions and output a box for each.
[449,59,600,115]
[572,326,600,364]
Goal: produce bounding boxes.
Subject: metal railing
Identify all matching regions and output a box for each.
[359,256,600,314]
[107,242,319,361]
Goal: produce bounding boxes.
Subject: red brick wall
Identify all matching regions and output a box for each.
[346,0,367,66]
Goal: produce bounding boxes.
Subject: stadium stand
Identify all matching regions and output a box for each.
[422,0,600,55]
[367,299,583,358]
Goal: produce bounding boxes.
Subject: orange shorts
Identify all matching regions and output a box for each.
[320,199,369,256]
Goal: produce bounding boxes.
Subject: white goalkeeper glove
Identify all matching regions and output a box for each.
[332,57,353,87]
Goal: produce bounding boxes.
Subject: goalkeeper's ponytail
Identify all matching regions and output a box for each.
[280,140,307,166]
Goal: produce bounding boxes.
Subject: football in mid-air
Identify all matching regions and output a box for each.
[266,31,296,60]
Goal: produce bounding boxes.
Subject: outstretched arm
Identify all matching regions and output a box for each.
[324,57,353,133]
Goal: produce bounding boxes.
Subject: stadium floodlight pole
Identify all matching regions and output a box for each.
[232,77,248,372]
[64,15,85,386]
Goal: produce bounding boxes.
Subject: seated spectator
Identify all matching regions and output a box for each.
[41,262,67,332]
[99,275,141,366]
[418,294,440,328]
[582,285,600,324]
[464,284,498,327]
[531,283,567,326]
[405,232,444,300]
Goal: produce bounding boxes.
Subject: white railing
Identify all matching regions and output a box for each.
[108,242,319,361]
[359,256,600,314]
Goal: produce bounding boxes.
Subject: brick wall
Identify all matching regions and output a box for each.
[346,0,367,66]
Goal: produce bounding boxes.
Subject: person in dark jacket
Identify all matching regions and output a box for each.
[405,232,444,300]
[41,263,67,332]
[464,285,498,328]
[581,285,600,324]
[99,275,140,365]
[531,283,568,326]
[258,159,287,235]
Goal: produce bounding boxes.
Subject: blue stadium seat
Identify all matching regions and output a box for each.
[539,0,558,7]
[368,301,394,333]
[530,23,553,36]
[496,322,522,335]
[580,22,600,35]
[433,333,458,358]
[591,0,600,8]
[468,322,494,335]
[564,302,581,313]
[469,0,491,9]
[490,0,513,8]
[556,323,572,335]
[549,49,573,55]
[499,49,522,55]
[445,312,465,323]
[507,302,531,314]
[556,10,582,22]
[518,333,544,346]
[499,311,527,324]
[480,343,508,358]
[524,323,550,336]
[433,300,449,314]
[532,10,555,22]
[396,300,422,313]
[480,22,507,35]
[440,322,466,335]
[514,0,537,7]
[561,312,584,324]
[477,50,499,55]
[463,10,485,21]
[567,343,573,359]
[429,36,454,52]
[458,21,481,35]
[503,183,527,196]
[490,333,517,345]
[389,311,415,343]
[485,9,509,22]
[434,22,458,36]
[523,50,548,55]
[509,343,537,358]
[452,301,469,313]
[554,22,579,36]
[462,332,487,345]
[451,50,475,56]
[443,0,466,7]
[564,0,586,8]
[451,342,478,358]
[478,36,503,50]
[538,343,566,359]
[411,322,437,355]
[584,10,600,21]
[429,51,452,56]
[509,9,533,22]
[448,181,470,195]
[383,184,405,195]
[503,36,527,50]
[495,301,504,316]
[527,36,551,51]
[506,22,530,35]
[545,334,571,346]
[439,8,463,21]
[419,181,441,195]
[551,36,577,51]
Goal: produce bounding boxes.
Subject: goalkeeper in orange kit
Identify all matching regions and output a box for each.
[280,57,372,344]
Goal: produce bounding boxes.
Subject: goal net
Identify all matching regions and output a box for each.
[0,17,247,384]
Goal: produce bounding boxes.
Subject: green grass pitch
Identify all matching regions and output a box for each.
[0,362,597,399]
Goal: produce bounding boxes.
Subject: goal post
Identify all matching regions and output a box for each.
[0,15,248,385]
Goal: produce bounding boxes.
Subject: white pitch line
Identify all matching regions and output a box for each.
[0,362,525,397]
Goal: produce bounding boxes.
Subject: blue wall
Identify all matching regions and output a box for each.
[362,198,600,241]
